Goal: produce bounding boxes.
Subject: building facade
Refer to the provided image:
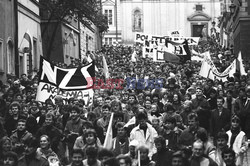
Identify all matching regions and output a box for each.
[0,0,16,81]
[220,0,250,61]
[18,0,43,76]
[102,0,222,45]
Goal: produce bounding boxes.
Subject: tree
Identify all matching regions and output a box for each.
[39,0,108,60]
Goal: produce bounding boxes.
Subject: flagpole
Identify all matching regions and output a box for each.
[18,36,25,50]
[138,150,141,166]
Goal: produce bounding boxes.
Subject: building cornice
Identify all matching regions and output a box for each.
[18,2,40,23]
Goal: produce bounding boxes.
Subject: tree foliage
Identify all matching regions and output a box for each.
[39,0,108,33]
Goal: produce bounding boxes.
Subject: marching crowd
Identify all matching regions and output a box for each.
[1,44,250,166]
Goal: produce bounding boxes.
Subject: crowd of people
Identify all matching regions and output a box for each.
[0,43,250,166]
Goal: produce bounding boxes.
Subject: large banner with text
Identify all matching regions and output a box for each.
[36,56,95,106]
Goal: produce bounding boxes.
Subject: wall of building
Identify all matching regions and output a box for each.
[0,0,15,81]
[80,23,98,59]
[103,0,221,45]
[18,0,42,76]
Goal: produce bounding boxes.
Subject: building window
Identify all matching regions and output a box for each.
[104,38,113,45]
[104,9,113,25]
[7,40,14,74]
[196,5,203,11]
[133,9,142,32]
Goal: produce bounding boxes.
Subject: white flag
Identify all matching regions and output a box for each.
[103,113,114,149]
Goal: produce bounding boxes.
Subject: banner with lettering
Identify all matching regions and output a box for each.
[199,52,236,82]
[135,32,199,45]
[36,56,95,105]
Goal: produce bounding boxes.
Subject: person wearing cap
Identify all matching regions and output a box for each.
[130,112,158,158]
[226,115,248,166]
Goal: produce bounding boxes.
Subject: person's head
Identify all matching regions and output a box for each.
[216,132,228,150]
[136,145,149,161]
[195,129,208,142]
[116,154,132,166]
[96,96,103,106]
[40,135,50,150]
[231,115,240,129]
[71,149,84,166]
[111,100,121,112]
[222,148,236,166]
[128,140,139,157]
[70,106,81,120]
[84,129,97,145]
[154,136,166,152]
[116,122,126,138]
[3,151,18,166]
[188,113,199,130]
[136,111,147,128]
[195,87,203,97]
[0,136,12,153]
[144,100,151,109]
[54,96,63,106]
[9,102,20,116]
[86,147,98,165]
[98,149,114,163]
[102,105,111,118]
[23,137,39,156]
[192,140,204,158]
[29,101,39,113]
[163,116,176,130]
[79,121,93,136]
[45,112,54,126]
[171,151,186,166]
[103,157,119,166]
[217,96,225,108]
[128,94,136,104]
[17,119,26,132]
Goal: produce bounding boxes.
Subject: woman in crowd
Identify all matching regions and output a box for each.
[226,115,248,166]
[37,135,59,163]
[0,136,12,163]
[82,129,102,158]
[133,145,155,166]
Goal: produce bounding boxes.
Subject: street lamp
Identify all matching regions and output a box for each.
[229,3,236,15]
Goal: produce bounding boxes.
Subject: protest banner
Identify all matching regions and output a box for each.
[36,56,95,105]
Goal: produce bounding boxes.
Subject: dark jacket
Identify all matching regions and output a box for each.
[18,155,49,166]
[152,148,172,166]
[210,107,231,137]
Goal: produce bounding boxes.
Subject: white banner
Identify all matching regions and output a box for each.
[135,32,199,45]
[36,82,94,106]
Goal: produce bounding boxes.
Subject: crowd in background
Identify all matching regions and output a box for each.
[1,43,250,166]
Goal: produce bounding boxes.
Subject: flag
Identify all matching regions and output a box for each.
[87,55,99,72]
[103,113,114,149]
[199,52,214,80]
[163,51,180,63]
[237,52,247,75]
[138,149,141,166]
[183,39,191,62]
[24,30,32,52]
[228,59,237,77]
[102,55,110,79]
[69,30,76,46]
[131,50,137,62]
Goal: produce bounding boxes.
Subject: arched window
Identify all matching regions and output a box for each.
[133,9,143,32]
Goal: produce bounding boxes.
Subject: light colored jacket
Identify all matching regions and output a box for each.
[227,130,248,166]
[130,123,158,158]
